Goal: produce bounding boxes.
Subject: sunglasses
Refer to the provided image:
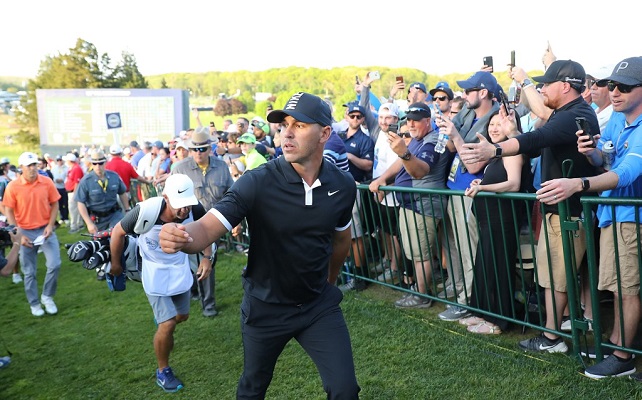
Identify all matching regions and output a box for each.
[400,132,411,138]
[586,79,598,87]
[406,107,429,114]
[601,81,642,93]
[433,96,448,101]
[192,147,210,153]
[464,88,482,95]
[348,114,364,120]
[92,162,105,166]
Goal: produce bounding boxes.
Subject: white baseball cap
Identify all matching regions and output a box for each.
[109,144,123,155]
[163,174,198,209]
[62,153,78,162]
[18,152,39,166]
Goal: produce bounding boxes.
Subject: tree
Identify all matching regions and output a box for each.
[15,38,148,147]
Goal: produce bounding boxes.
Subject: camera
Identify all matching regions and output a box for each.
[0,224,17,249]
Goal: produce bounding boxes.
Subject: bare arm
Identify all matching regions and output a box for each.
[159,211,228,254]
[536,172,619,205]
[109,222,127,276]
[328,227,352,285]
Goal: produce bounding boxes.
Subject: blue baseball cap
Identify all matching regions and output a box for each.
[456,71,498,96]
[408,82,427,93]
[346,104,365,115]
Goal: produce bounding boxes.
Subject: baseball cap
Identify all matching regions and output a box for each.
[175,140,189,150]
[346,104,365,115]
[267,92,333,127]
[129,140,139,148]
[1,157,10,165]
[109,144,123,155]
[55,155,63,161]
[62,153,77,162]
[408,82,427,93]
[152,140,164,149]
[251,118,270,135]
[163,174,198,209]
[533,60,585,88]
[18,152,39,166]
[457,71,498,96]
[237,133,257,144]
[405,102,432,121]
[378,103,399,118]
[429,85,454,100]
[597,57,642,86]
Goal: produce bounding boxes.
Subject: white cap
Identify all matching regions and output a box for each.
[163,174,198,209]
[18,152,39,166]
[378,103,399,118]
[175,140,189,150]
[62,153,78,162]
[109,144,123,155]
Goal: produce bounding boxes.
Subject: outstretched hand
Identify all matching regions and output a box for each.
[159,223,193,254]
[460,133,494,163]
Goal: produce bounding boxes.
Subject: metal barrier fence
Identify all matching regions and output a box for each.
[342,184,642,361]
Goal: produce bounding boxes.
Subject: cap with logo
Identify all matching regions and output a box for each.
[408,82,427,93]
[533,60,586,90]
[237,133,257,144]
[346,104,365,115]
[267,92,333,127]
[456,71,499,96]
[18,152,39,167]
[378,103,399,118]
[597,57,642,86]
[163,174,198,209]
[405,102,432,121]
[429,84,455,100]
[251,118,270,135]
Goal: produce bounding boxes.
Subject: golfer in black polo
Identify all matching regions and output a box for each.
[159,92,361,399]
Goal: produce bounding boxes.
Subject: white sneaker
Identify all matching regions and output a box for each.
[31,304,45,317]
[12,273,22,284]
[41,295,58,315]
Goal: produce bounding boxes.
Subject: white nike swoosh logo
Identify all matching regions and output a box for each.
[328,190,340,196]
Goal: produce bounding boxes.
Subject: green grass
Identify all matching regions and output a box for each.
[1,226,642,399]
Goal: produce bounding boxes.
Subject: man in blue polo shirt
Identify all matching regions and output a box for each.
[159,92,360,399]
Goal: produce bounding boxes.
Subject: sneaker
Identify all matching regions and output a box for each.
[156,366,184,393]
[438,305,471,321]
[518,333,568,353]
[202,307,218,317]
[437,285,458,299]
[584,355,636,379]
[376,268,397,282]
[30,304,45,317]
[69,227,81,233]
[96,270,106,281]
[41,295,58,315]
[0,356,10,369]
[339,279,367,293]
[630,372,642,382]
[561,316,593,332]
[395,294,432,309]
[12,273,22,284]
[370,260,387,275]
[580,340,615,359]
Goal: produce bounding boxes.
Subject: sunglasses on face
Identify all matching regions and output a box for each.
[92,162,105,166]
[433,96,448,101]
[464,88,482,95]
[348,114,363,120]
[192,147,210,153]
[600,81,642,93]
[586,79,598,87]
[400,132,411,138]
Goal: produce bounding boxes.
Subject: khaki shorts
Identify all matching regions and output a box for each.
[598,223,641,296]
[399,207,439,262]
[536,213,586,292]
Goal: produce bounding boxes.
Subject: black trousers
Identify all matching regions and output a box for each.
[58,189,69,220]
[237,284,360,400]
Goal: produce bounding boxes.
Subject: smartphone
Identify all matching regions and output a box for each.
[355,75,360,85]
[575,117,596,148]
[370,71,381,81]
[483,56,493,72]
[396,76,404,84]
[498,89,511,115]
[388,122,399,134]
[510,50,516,67]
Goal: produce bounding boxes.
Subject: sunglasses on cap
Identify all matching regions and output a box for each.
[406,107,430,114]
[348,114,363,120]
[433,96,448,101]
[191,146,210,153]
[597,81,642,93]
[464,88,482,95]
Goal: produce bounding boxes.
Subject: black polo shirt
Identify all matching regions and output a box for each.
[212,156,356,304]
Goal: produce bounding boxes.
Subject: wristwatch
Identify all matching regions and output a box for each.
[521,78,533,88]
[493,143,503,158]
[399,150,412,160]
[581,177,590,192]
